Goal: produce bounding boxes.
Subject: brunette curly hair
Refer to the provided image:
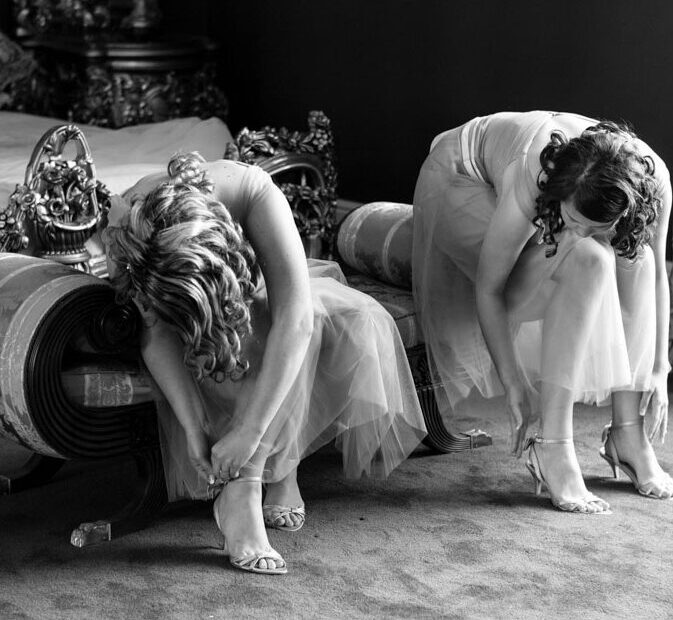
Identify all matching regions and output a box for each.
[534,121,661,259]
[104,152,260,381]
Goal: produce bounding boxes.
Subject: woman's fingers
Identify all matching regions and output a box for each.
[210,456,242,482]
[639,390,653,417]
[661,407,669,443]
[645,388,667,442]
[508,402,528,458]
[514,420,529,458]
[652,398,668,443]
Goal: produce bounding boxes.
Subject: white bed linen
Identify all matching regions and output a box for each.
[0,112,234,206]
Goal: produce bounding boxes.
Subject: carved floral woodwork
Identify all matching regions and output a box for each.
[225,111,338,259]
[13,36,229,128]
[14,0,111,37]
[0,30,37,108]
[66,62,228,128]
[0,124,110,272]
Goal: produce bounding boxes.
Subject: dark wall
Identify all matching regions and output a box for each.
[120,1,673,202]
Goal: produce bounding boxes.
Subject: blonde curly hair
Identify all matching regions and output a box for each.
[104,152,260,381]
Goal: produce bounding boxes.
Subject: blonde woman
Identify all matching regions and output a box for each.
[102,153,425,574]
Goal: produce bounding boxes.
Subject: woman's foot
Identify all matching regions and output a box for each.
[263,469,306,530]
[214,478,287,573]
[526,437,610,513]
[602,421,673,499]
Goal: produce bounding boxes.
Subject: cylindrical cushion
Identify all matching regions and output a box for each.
[0,253,154,459]
[337,202,413,289]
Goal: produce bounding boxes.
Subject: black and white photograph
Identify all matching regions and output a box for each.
[1,1,672,618]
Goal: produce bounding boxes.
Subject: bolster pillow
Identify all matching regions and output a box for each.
[336,202,413,289]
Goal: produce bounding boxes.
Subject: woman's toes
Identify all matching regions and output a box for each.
[659,484,673,499]
[585,495,609,511]
[586,499,609,513]
[257,558,270,570]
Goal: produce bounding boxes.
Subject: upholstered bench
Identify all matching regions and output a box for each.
[337,201,491,454]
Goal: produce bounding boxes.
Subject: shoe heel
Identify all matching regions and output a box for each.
[610,461,620,480]
[525,461,543,496]
[534,478,542,496]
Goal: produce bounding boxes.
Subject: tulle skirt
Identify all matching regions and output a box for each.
[156,260,427,501]
[412,126,656,418]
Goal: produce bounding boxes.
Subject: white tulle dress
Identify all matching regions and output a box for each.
[412,111,669,416]
[157,259,427,501]
[106,161,427,502]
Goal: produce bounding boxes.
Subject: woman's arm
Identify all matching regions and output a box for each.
[475,175,538,454]
[208,163,314,476]
[651,176,672,375]
[140,314,215,477]
[643,172,672,440]
[476,191,537,386]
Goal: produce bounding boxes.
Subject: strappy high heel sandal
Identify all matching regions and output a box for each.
[600,421,673,499]
[524,436,610,514]
[262,504,306,532]
[212,476,288,575]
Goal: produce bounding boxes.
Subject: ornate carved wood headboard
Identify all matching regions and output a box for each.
[224,110,338,259]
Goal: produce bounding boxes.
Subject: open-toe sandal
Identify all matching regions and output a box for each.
[262,504,306,532]
[600,422,673,500]
[525,436,611,514]
[212,476,288,575]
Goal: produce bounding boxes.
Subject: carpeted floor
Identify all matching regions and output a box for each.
[1,395,673,620]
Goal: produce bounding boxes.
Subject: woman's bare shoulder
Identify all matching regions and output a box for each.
[205,160,274,219]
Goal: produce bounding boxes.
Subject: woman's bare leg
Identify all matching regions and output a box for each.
[610,391,672,497]
[510,236,615,510]
[213,455,285,569]
[609,250,673,496]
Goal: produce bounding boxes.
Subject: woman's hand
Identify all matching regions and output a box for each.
[210,427,262,482]
[639,369,669,443]
[506,381,535,458]
[185,428,214,480]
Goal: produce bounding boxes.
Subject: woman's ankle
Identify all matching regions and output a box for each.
[264,472,303,507]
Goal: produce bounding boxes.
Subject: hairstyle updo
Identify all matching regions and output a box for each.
[534,120,661,259]
[104,152,260,382]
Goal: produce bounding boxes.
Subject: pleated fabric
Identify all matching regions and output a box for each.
[157,260,427,501]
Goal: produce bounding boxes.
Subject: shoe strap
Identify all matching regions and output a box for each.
[609,419,643,430]
[525,435,572,448]
[230,476,262,483]
[207,475,262,499]
[602,420,644,472]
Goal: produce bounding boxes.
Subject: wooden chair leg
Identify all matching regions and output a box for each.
[70,447,167,547]
[0,452,64,495]
[406,344,492,454]
[417,385,492,453]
